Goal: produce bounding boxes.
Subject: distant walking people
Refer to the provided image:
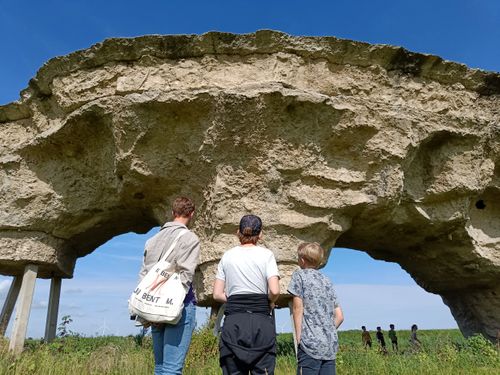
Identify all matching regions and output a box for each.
[213,215,280,375]
[361,326,372,349]
[376,327,387,353]
[288,242,344,375]
[410,324,422,349]
[388,324,398,352]
[137,197,201,375]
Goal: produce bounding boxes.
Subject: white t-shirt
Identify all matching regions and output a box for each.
[216,245,280,296]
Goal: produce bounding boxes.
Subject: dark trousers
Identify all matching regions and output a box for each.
[221,352,276,375]
[297,346,336,375]
[219,309,276,375]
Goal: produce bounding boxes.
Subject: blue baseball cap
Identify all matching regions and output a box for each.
[239,215,262,236]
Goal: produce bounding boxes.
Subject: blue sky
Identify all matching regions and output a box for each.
[1,0,499,337]
[0,230,457,338]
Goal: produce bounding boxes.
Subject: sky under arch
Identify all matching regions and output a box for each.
[0,228,457,337]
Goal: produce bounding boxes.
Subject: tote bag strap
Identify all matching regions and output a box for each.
[158,229,189,263]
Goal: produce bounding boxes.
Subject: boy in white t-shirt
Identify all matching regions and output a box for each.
[213,215,280,375]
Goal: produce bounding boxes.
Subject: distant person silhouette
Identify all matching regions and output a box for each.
[388,324,398,352]
[410,324,421,349]
[361,326,372,349]
[376,327,387,353]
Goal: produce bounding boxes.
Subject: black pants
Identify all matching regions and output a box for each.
[219,311,276,375]
[297,346,336,375]
[221,352,276,375]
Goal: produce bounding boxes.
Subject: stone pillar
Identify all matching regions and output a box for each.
[8,264,38,355]
[209,305,220,322]
[442,285,500,342]
[44,278,62,343]
[0,276,22,336]
[212,304,225,337]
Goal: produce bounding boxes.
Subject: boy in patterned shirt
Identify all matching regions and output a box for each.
[288,243,344,375]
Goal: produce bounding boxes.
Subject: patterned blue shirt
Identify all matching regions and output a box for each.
[288,268,340,360]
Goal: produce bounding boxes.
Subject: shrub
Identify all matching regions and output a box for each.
[276,333,295,357]
[461,334,499,366]
[184,326,219,370]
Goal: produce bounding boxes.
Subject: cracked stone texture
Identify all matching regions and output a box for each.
[0,30,499,340]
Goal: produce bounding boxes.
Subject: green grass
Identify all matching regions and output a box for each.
[0,329,498,374]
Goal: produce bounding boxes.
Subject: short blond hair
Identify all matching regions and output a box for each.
[297,242,325,268]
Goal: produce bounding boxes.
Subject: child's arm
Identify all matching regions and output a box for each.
[334,306,344,329]
[292,296,304,344]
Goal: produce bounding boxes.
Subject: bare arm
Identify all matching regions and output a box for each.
[334,306,344,329]
[292,296,304,344]
[213,278,227,303]
[268,276,280,304]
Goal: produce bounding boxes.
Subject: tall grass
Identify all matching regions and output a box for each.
[0,329,498,374]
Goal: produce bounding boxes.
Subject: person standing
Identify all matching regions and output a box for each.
[361,326,372,349]
[213,214,280,375]
[410,324,422,350]
[388,324,398,352]
[376,327,387,353]
[138,197,201,375]
[288,242,344,375]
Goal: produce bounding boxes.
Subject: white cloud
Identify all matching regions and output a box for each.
[1,274,457,338]
[62,302,81,309]
[62,278,136,294]
[0,279,11,299]
[331,284,456,330]
[274,284,457,333]
[31,300,48,309]
[196,307,211,329]
[97,253,143,262]
[64,288,83,294]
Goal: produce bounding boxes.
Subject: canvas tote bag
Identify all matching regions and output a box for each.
[129,229,188,324]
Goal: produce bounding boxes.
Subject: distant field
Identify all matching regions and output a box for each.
[0,329,498,374]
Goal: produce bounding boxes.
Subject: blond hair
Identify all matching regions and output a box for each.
[297,242,325,268]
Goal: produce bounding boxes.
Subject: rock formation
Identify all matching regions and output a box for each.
[0,30,499,340]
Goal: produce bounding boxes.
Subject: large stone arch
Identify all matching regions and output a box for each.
[1,31,499,343]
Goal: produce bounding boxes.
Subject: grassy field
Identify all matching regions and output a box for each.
[0,328,498,374]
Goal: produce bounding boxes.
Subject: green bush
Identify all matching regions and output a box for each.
[184,326,219,373]
[276,333,295,357]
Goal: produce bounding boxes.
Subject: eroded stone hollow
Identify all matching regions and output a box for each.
[0,31,499,340]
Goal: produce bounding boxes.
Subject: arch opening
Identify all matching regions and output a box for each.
[0,238,459,338]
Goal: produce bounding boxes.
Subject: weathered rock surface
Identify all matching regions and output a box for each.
[0,30,499,340]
